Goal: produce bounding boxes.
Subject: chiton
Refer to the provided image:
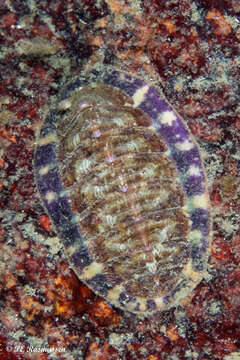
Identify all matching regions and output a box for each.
[34,67,211,315]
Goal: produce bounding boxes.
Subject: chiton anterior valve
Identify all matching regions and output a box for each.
[34,67,211,315]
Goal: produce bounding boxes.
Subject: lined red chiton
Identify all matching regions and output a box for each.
[34,67,211,315]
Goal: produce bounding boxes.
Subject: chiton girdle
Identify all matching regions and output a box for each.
[34,67,211,315]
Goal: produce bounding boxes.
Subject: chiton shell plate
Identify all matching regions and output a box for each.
[34,67,211,315]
